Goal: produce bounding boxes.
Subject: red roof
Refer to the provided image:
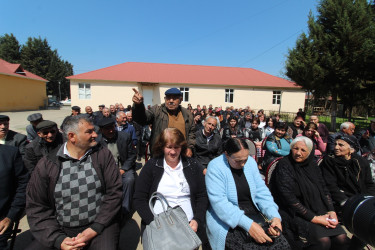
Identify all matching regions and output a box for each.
[0,58,47,82]
[67,62,299,89]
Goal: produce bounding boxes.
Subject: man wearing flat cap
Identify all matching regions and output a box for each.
[132,87,195,156]
[97,117,136,218]
[61,106,82,130]
[0,115,27,157]
[24,120,63,173]
[26,113,43,142]
[94,105,105,120]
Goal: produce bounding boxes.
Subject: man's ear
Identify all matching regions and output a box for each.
[68,132,76,143]
[37,132,43,138]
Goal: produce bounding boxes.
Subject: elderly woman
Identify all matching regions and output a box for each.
[298,122,326,157]
[133,128,209,247]
[321,134,375,249]
[261,121,292,173]
[270,136,349,249]
[206,138,290,250]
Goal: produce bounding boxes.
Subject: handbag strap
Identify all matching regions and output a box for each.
[148,192,171,217]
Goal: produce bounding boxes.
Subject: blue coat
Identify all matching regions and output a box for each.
[206,154,280,250]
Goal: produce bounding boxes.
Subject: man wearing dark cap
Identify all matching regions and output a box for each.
[0,115,27,156]
[24,120,64,173]
[71,106,81,116]
[94,104,105,120]
[97,117,136,218]
[26,113,43,142]
[132,87,195,156]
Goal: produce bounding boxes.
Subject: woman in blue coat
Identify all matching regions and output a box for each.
[205,138,290,250]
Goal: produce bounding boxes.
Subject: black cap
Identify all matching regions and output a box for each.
[98,117,116,127]
[72,106,81,111]
[99,104,105,107]
[27,113,43,122]
[165,88,182,96]
[36,120,57,131]
[0,115,9,121]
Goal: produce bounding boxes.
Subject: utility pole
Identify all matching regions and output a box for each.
[58,81,61,101]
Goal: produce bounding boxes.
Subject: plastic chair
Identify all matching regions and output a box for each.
[265,157,283,187]
[244,138,257,162]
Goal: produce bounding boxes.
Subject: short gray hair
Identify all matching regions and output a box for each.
[290,136,313,154]
[125,111,132,116]
[116,111,125,119]
[62,115,92,141]
[340,122,353,130]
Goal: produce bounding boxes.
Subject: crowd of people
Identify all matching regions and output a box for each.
[0,86,374,249]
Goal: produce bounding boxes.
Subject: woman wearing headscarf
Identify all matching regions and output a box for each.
[270,136,349,249]
[321,134,375,249]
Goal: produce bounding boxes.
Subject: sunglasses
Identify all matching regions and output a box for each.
[41,129,57,135]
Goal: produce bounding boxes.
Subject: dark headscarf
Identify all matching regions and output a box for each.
[336,134,359,152]
[289,144,331,214]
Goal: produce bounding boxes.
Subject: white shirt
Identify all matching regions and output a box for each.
[153,158,194,221]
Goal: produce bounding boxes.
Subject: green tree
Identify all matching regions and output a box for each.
[285,0,375,130]
[0,33,21,63]
[20,37,73,98]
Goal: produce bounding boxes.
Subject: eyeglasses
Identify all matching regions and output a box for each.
[42,129,56,135]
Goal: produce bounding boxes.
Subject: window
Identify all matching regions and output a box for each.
[180,87,189,102]
[225,89,234,103]
[78,83,91,99]
[273,91,281,104]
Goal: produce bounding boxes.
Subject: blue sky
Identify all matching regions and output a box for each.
[1,0,318,78]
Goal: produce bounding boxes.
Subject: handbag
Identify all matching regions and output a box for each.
[142,192,202,250]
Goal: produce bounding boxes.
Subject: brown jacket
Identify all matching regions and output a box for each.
[132,103,196,153]
[26,144,122,248]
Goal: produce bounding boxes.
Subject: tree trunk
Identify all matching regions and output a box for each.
[348,105,353,121]
[331,92,337,132]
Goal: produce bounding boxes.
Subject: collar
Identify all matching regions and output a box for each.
[202,129,214,140]
[163,157,183,171]
[58,142,93,161]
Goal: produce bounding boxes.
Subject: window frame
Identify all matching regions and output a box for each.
[180,87,189,102]
[272,91,281,104]
[78,83,91,100]
[225,89,234,103]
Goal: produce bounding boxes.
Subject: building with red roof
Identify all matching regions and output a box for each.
[67,62,305,113]
[0,58,47,111]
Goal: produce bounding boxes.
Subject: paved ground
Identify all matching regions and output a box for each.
[2,106,143,250]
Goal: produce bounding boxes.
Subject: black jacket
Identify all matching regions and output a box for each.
[5,130,27,157]
[97,131,136,171]
[321,154,375,207]
[0,144,29,221]
[194,130,222,168]
[24,132,64,173]
[133,157,208,227]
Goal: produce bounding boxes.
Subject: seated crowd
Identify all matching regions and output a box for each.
[0,87,374,250]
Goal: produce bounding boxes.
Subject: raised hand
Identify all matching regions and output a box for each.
[132,88,144,104]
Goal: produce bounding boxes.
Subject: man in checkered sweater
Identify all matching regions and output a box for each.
[26,116,122,250]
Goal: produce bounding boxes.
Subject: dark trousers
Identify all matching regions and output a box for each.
[0,224,12,249]
[26,222,120,250]
[121,169,136,215]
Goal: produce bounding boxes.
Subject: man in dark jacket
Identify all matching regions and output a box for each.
[0,115,27,157]
[26,113,43,142]
[24,120,64,173]
[194,116,222,174]
[97,117,137,217]
[26,116,122,250]
[0,144,29,249]
[132,88,195,156]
